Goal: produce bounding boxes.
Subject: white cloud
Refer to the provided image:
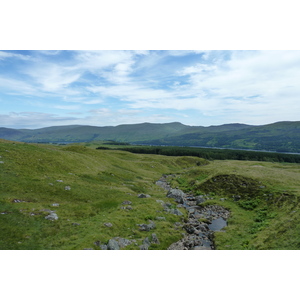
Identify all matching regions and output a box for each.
[0,51,30,61]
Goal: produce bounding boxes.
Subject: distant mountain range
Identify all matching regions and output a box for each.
[1,121,300,153]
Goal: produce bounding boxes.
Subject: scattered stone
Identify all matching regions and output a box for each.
[12,199,26,203]
[48,183,54,186]
[56,180,63,182]
[104,222,113,227]
[156,216,166,221]
[137,221,156,231]
[121,205,133,210]
[195,195,206,204]
[0,161,4,164]
[139,244,149,250]
[45,212,58,221]
[122,201,132,205]
[156,200,165,205]
[169,208,184,216]
[52,203,60,207]
[151,233,160,245]
[107,239,120,250]
[167,188,186,203]
[138,193,151,198]
[72,223,80,226]
[64,186,71,190]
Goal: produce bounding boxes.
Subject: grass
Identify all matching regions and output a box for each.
[170,160,300,249]
[0,140,195,250]
[1,139,300,250]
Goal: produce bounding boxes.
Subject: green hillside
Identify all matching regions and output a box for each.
[1,121,300,152]
[1,138,300,250]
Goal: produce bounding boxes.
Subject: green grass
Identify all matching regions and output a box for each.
[1,139,300,250]
[171,160,300,249]
[0,140,195,250]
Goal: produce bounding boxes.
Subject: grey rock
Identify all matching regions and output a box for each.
[116,238,132,248]
[0,161,4,164]
[122,201,132,205]
[64,186,71,190]
[137,221,156,231]
[138,193,151,198]
[167,188,186,203]
[104,222,113,227]
[107,239,120,250]
[143,237,151,246]
[156,216,166,221]
[195,195,206,205]
[45,212,58,221]
[56,180,63,182]
[139,244,149,250]
[52,203,60,207]
[169,208,184,216]
[72,223,80,226]
[156,200,165,205]
[100,244,108,250]
[151,233,160,245]
[121,205,133,210]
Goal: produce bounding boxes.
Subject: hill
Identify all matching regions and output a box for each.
[1,139,300,249]
[1,121,300,152]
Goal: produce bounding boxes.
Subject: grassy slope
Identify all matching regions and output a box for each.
[1,139,300,250]
[0,139,206,250]
[170,160,300,249]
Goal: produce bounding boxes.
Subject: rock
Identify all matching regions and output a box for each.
[12,199,25,203]
[107,239,120,250]
[0,161,4,164]
[115,238,132,248]
[45,212,58,221]
[143,237,151,246]
[72,223,80,226]
[56,180,63,182]
[156,200,165,205]
[137,221,156,231]
[139,244,149,250]
[167,188,186,203]
[64,186,71,190]
[100,244,108,250]
[195,195,206,204]
[48,183,54,186]
[52,203,60,207]
[138,193,151,198]
[169,208,184,216]
[156,216,166,221]
[121,205,133,210]
[151,233,160,245]
[122,201,132,205]
[104,222,113,227]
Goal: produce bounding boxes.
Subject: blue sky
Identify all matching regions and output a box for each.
[1,50,300,129]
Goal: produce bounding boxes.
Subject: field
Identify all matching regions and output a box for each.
[1,139,300,250]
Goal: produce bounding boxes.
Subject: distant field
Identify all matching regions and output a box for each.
[1,139,300,249]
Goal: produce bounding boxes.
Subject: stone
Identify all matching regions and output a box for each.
[122,201,132,205]
[195,195,206,205]
[156,200,165,205]
[138,193,151,198]
[116,238,132,248]
[167,188,186,203]
[156,216,166,221]
[169,208,184,216]
[104,222,113,227]
[45,212,58,221]
[72,223,80,226]
[0,161,4,164]
[52,203,60,207]
[121,205,133,210]
[56,180,63,182]
[139,244,149,250]
[64,186,71,190]
[100,244,108,250]
[151,233,160,245]
[137,221,156,231]
[107,239,120,250]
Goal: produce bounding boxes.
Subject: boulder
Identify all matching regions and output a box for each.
[104,222,113,227]
[151,233,160,245]
[138,193,151,198]
[45,212,58,221]
[167,188,186,203]
[107,239,120,250]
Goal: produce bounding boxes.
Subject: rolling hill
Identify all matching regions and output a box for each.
[1,121,300,153]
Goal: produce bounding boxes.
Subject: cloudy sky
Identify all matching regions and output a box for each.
[1,50,300,129]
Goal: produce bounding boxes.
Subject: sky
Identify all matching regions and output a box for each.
[1,50,300,129]
[0,50,300,128]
